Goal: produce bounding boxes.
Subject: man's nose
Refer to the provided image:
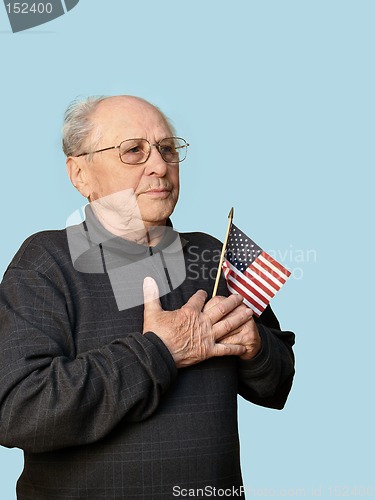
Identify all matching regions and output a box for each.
[143,145,168,176]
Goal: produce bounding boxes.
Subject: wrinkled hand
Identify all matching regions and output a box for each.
[142,277,253,368]
[204,296,262,361]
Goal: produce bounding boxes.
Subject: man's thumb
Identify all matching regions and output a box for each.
[143,277,161,312]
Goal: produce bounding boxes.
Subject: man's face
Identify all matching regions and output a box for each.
[77,97,180,229]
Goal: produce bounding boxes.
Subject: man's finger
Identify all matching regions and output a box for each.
[182,289,208,313]
[202,295,224,312]
[143,277,162,313]
[212,342,246,358]
[204,293,244,325]
[212,307,253,340]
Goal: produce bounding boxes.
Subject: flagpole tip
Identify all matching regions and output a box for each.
[228,207,234,219]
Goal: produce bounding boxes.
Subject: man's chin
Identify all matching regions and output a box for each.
[140,207,175,227]
[139,197,177,224]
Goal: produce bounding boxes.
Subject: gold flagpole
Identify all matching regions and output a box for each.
[212,207,234,297]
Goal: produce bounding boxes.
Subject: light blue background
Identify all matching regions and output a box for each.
[1,1,374,498]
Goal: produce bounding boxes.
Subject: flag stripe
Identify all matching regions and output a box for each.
[225,266,268,316]
[227,270,268,309]
[227,276,266,313]
[245,274,277,302]
[224,260,273,301]
[252,260,283,289]
[257,255,286,285]
[226,279,264,316]
[233,274,271,306]
[245,266,279,295]
[257,254,287,284]
[260,252,291,278]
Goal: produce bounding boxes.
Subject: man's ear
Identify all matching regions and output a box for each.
[66,157,90,198]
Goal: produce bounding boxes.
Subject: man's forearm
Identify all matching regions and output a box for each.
[237,324,295,409]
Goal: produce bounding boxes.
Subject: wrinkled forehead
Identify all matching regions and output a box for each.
[91,97,172,141]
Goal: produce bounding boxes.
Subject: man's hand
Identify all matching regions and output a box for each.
[203,296,262,361]
[142,277,252,368]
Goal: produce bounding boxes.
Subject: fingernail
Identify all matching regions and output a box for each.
[143,277,154,288]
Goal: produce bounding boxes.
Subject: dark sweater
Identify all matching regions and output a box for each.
[0,218,295,500]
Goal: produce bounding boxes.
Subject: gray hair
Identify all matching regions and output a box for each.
[62,95,108,158]
[62,95,177,159]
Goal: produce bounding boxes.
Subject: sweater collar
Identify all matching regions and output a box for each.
[83,204,187,256]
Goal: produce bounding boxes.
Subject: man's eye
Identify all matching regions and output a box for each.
[128,146,141,154]
[161,146,174,154]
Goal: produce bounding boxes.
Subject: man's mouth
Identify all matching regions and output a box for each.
[142,187,171,198]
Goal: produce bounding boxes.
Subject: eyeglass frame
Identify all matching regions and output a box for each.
[74,136,189,165]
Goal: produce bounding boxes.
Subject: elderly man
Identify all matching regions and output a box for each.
[0,96,295,499]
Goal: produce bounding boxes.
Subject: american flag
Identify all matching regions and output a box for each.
[222,224,291,316]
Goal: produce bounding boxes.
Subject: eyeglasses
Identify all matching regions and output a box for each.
[75,137,189,165]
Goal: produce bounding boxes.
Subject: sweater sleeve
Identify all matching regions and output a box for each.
[0,265,177,453]
[237,306,295,410]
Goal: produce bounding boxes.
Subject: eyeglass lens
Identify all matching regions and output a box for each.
[119,138,187,165]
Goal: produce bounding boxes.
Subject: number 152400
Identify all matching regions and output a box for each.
[5,3,53,14]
